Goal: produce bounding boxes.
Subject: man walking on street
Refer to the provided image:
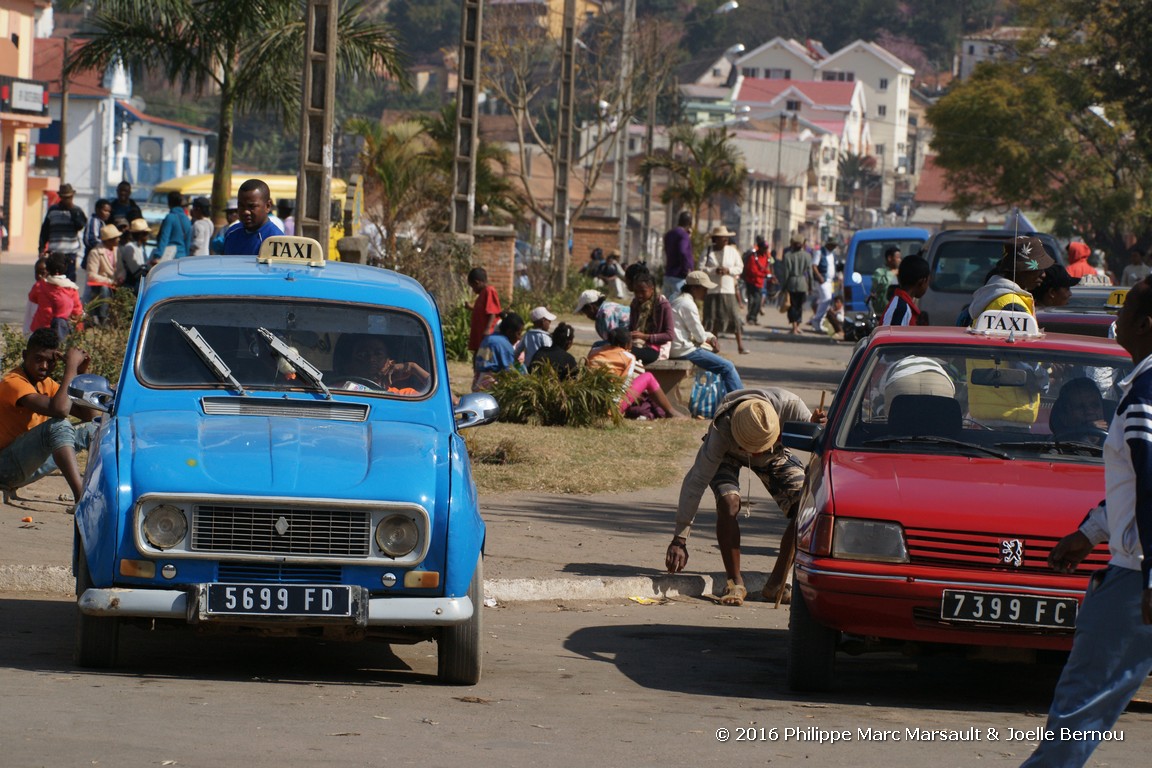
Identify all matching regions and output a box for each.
[38,184,87,282]
[1020,277,1152,768]
[663,211,694,297]
[109,181,143,224]
[702,226,749,354]
[810,238,838,333]
[743,235,771,325]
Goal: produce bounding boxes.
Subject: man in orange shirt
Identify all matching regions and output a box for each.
[0,329,97,505]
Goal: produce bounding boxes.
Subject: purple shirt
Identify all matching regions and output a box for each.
[663,226,693,279]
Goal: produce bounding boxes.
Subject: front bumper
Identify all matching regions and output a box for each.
[796,560,1087,651]
[78,587,473,626]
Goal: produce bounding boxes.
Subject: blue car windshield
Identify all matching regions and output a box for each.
[137,298,436,398]
[836,343,1131,462]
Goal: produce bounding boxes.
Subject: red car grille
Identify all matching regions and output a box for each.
[904,527,1110,575]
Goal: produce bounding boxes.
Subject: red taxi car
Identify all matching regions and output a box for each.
[781,312,1129,691]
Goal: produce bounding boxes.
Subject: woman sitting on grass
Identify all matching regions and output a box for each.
[473,312,525,391]
[528,322,579,380]
[587,327,682,419]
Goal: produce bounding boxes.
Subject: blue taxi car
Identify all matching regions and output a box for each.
[69,237,498,684]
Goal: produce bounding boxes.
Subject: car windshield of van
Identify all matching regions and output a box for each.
[853,238,927,276]
[137,298,435,398]
[930,238,1059,295]
[836,343,1130,462]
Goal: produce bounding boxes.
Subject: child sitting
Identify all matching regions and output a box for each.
[28,251,83,341]
[473,312,525,391]
[514,306,556,369]
[587,327,682,419]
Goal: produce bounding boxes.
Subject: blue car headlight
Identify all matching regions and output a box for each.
[143,504,188,550]
[375,514,419,558]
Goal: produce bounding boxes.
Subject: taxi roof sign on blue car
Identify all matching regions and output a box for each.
[257,236,326,267]
[969,309,1042,339]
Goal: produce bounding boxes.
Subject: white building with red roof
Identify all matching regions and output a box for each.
[33,37,213,215]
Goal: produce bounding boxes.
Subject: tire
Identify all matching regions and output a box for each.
[437,557,483,685]
[74,538,120,669]
[786,586,838,692]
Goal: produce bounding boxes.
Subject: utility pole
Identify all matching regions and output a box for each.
[552,0,577,288]
[451,0,483,240]
[613,0,635,259]
[296,0,339,247]
[60,38,69,184]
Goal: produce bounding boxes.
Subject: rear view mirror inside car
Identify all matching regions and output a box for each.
[969,367,1029,387]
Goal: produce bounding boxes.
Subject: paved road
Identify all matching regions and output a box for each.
[5,593,1151,767]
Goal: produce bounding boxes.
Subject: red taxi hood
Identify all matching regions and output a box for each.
[827,450,1103,532]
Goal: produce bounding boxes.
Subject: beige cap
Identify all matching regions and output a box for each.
[685,270,717,290]
[730,399,781,454]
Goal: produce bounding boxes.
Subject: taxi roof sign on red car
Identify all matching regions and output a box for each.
[257,235,326,267]
[968,309,1042,339]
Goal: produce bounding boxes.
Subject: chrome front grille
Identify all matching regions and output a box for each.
[192,504,372,558]
[201,397,369,421]
[904,527,1109,575]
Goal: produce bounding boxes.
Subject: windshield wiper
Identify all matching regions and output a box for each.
[256,327,331,400]
[862,435,1010,460]
[995,440,1103,456]
[171,320,247,395]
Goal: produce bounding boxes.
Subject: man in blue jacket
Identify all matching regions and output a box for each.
[154,190,192,261]
[1021,276,1152,767]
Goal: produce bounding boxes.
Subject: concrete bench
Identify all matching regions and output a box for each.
[646,358,697,415]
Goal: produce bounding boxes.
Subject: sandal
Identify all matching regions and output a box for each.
[718,580,747,606]
[761,582,792,605]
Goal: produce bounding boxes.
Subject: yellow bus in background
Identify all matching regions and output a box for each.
[146,173,353,259]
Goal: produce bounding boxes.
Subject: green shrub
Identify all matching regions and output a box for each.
[442,301,472,362]
[488,362,624,427]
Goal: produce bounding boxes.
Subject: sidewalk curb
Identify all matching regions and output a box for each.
[4,564,780,604]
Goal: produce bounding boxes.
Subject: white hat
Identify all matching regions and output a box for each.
[529,306,557,323]
[573,289,604,314]
[881,356,956,401]
[685,270,717,290]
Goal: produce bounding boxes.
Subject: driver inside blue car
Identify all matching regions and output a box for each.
[334,334,430,395]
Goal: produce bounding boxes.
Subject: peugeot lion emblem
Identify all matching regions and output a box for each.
[274,516,290,537]
[1000,539,1024,568]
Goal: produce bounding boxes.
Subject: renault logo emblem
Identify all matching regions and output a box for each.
[274,516,290,537]
[1000,539,1024,568]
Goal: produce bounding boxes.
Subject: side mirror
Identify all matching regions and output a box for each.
[454,392,499,430]
[851,271,863,285]
[781,420,822,452]
[68,373,115,413]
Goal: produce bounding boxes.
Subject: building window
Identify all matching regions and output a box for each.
[897,142,906,154]
[713,67,723,78]
[822,71,853,82]
[898,109,907,121]
[879,77,888,90]
[875,143,885,158]
[183,140,192,173]
[766,68,791,79]
[877,105,887,117]
[785,99,801,111]
[741,67,757,78]
[968,45,975,55]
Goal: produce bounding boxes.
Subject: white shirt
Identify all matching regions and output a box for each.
[701,244,743,295]
[670,292,709,357]
[812,247,836,285]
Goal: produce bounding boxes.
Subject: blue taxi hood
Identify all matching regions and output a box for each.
[124,410,446,501]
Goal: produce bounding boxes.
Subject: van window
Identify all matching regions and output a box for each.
[930,239,1058,294]
[852,239,926,276]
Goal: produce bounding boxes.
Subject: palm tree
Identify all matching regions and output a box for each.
[67,0,409,224]
[417,103,525,231]
[641,124,747,234]
[347,117,434,264]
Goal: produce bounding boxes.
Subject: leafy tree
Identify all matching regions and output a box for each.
[68,0,409,225]
[384,0,460,66]
[926,40,1152,256]
[640,124,747,233]
[347,118,434,264]
[417,104,526,231]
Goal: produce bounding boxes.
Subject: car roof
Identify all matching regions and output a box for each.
[142,256,438,315]
[864,323,1127,356]
[847,226,930,241]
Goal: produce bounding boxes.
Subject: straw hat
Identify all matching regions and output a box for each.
[99,223,122,242]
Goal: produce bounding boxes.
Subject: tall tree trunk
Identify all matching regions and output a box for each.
[212,82,237,229]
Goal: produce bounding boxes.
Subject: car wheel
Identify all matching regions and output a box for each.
[787,586,838,692]
[437,557,483,685]
[74,531,120,669]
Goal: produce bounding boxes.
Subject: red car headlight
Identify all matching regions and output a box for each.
[831,518,909,563]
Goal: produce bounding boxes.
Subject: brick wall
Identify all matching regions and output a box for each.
[572,215,622,269]
[472,226,517,301]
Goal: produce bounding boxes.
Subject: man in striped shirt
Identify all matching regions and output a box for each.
[880,254,930,326]
[1022,277,1152,767]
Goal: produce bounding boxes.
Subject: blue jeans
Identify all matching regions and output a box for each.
[663,276,686,297]
[676,347,743,395]
[0,418,97,490]
[1020,565,1152,767]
